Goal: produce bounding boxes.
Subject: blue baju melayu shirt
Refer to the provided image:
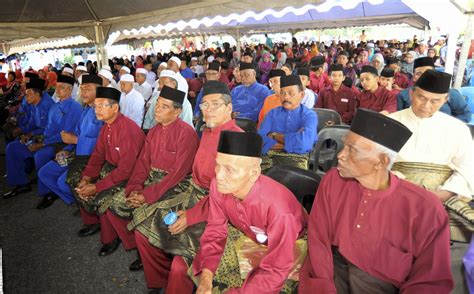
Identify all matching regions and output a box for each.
[194,88,204,117]
[20,93,54,135]
[43,97,83,146]
[397,87,471,123]
[180,68,195,79]
[231,82,272,122]
[64,106,103,155]
[258,105,318,155]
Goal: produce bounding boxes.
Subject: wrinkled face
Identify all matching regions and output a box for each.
[136,73,146,84]
[55,82,73,100]
[167,60,179,72]
[25,88,41,105]
[298,75,310,90]
[240,69,256,86]
[360,72,379,92]
[268,76,281,93]
[215,153,259,195]
[280,85,304,110]
[337,131,380,179]
[410,87,448,118]
[120,81,134,93]
[378,76,394,89]
[94,98,118,121]
[155,97,181,125]
[205,70,220,81]
[412,66,433,83]
[330,71,344,86]
[337,55,348,66]
[157,77,177,91]
[201,93,232,128]
[80,83,97,105]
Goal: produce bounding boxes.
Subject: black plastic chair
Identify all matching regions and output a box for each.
[236,118,258,133]
[266,165,321,213]
[313,108,342,132]
[309,125,350,174]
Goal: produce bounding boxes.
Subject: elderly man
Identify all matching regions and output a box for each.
[190,57,204,76]
[317,64,357,124]
[193,60,222,117]
[358,65,397,114]
[53,67,78,102]
[167,56,193,126]
[258,75,318,171]
[194,131,307,293]
[76,87,145,257]
[128,81,242,293]
[4,75,82,198]
[299,108,453,293]
[397,57,471,122]
[126,86,199,278]
[308,56,331,94]
[257,69,285,125]
[98,68,119,90]
[36,75,104,210]
[297,68,317,109]
[143,60,156,90]
[230,62,272,122]
[135,68,152,103]
[119,73,145,127]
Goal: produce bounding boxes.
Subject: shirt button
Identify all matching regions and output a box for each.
[363,200,367,204]
[360,213,364,216]
[356,224,361,229]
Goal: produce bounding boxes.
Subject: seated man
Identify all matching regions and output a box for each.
[37,74,103,210]
[257,69,285,126]
[129,81,242,293]
[296,68,317,109]
[119,73,145,127]
[397,57,471,122]
[194,131,307,293]
[258,75,318,171]
[390,70,474,243]
[299,108,453,293]
[230,62,272,122]
[316,64,357,124]
[126,86,199,276]
[134,68,153,104]
[4,75,82,198]
[358,65,397,114]
[75,87,145,257]
[193,60,221,118]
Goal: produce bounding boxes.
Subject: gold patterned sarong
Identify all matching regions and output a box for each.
[188,225,306,293]
[261,150,309,173]
[128,177,207,261]
[66,155,90,199]
[392,162,474,242]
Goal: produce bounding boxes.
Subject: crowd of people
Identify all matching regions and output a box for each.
[1,35,474,293]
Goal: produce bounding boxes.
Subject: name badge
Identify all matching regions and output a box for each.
[341,98,349,103]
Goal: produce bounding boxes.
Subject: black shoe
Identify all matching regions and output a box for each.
[3,184,32,199]
[77,223,101,237]
[148,289,165,294]
[129,251,143,271]
[36,194,58,210]
[99,238,120,256]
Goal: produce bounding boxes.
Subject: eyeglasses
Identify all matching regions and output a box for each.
[199,102,227,111]
[92,103,113,109]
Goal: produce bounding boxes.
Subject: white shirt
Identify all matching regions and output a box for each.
[119,88,145,127]
[302,88,316,109]
[390,108,474,197]
[134,82,153,103]
[191,65,204,76]
[146,71,157,89]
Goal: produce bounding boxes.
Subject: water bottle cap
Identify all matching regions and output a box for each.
[163,212,178,225]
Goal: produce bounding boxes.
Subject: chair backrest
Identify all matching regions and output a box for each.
[265,165,321,212]
[310,125,350,173]
[460,87,474,113]
[313,108,342,132]
[236,118,257,133]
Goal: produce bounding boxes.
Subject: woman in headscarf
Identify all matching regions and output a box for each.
[0,71,21,125]
[46,71,57,96]
[258,52,273,85]
[371,53,385,75]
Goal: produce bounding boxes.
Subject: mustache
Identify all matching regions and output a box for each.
[282,100,292,104]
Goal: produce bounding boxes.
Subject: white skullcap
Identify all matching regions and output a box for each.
[102,65,111,72]
[76,65,87,72]
[120,73,134,82]
[169,56,181,67]
[62,67,74,75]
[136,68,148,75]
[191,57,198,61]
[121,66,130,73]
[159,62,168,68]
[207,56,215,63]
[98,69,113,81]
[159,70,176,79]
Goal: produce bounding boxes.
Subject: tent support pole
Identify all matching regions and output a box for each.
[236,27,241,54]
[444,29,459,76]
[454,10,474,88]
[94,22,108,70]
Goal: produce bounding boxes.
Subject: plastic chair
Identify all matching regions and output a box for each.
[309,125,350,175]
[236,118,257,133]
[313,108,342,133]
[459,87,474,113]
[266,165,321,212]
